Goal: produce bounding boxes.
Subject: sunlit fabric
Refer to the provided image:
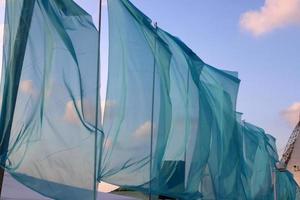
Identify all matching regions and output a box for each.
[104,0,241,198]
[239,121,300,199]
[0,1,100,200]
[0,0,298,199]
[240,122,277,199]
[157,28,241,199]
[103,0,172,194]
[104,0,299,199]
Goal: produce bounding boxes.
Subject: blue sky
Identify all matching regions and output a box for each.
[1,0,300,154]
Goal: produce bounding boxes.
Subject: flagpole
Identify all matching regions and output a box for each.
[0,0,36,196]
[94,0,102,199]
[149,22,158,200]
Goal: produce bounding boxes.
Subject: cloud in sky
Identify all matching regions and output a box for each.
[20,80,35,95]
[240,0,300,36]
[64,100,95,124]
[134,121,153,138]
[281,102,300,126]
[64,101,78,124]
[64,99,105,125]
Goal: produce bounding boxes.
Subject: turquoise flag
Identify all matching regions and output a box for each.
[103,0,172,194]
[105,0,299,199]
[240,121,299,199]
[0,1,101,199]
[157,26,241,199]
[105,0,241,198]
[0,0,298,199]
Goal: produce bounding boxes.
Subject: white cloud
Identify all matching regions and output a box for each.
[240,0,300,36]
[134,121,153,138]
[65,99,116,125]
[20,80,35,95]
[64,101,79,124]
[64,100,93,124]
[282,102,300,126]
[64,99,103,125]
[103,138,112,149]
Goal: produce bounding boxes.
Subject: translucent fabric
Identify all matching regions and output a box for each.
[239,121,300,199]
[104,0,299,199]
[156,29,241,199]
[0,0,298,199]
[103,0,171,193]
[0,1,100,200]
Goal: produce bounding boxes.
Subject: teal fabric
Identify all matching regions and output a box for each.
[0,1,100,200]
[157,29,241,199]
[104,0,299,199]
[103,0,172,194]
[240,122,276,199]
[0,0,298,199]
[239,121,300,200]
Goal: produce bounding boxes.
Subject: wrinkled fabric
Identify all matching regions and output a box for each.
[103,0,172,194]
[0,1,100,200]
[0,0,298,199]
[104,0,299,199]
[157,28,241,199]
[239,121,300,200]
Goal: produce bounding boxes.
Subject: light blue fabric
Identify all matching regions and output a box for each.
[104,0,299,199]
[0,0,298,199]
[0,1,101,199]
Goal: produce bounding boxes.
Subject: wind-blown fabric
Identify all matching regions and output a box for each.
[103,0,172,194]
[0,1,100,200]
[104,0,299,199]
[239,121,300,199]
[0,0,298,199]
[157,28,242,199]
[104,0,241,198]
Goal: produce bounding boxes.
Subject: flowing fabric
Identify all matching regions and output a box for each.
[157,28,242,199]
[240,122,276,199]
[104,0,299,199]
[104,0,241,198]
[0,0,298,199]
[239,121,300,199]
[102,0,172,194]
[0,1,100,200]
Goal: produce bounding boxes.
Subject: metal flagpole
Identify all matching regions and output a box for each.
[149,22,158,200]
[0,0,36,196]
[94,0,103,199]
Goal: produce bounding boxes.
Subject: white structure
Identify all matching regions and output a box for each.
[281,113,300,186]
[0,173,135,200]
